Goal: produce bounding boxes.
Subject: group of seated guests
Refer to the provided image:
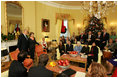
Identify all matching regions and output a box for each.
[58,29,117,76]
[59,40,99,70]
[9,51,116,77]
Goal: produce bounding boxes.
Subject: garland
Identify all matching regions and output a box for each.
[1,33,15,42]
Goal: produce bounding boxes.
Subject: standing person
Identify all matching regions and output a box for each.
[17,29,29,52]
[101,29,109,50]
[86,31,94,45]
[77,32,86,44]
[28,32,39,60]
[72,32,76,41]
[95,31,102,47]
[62,36,66,44]
[9,52,28,77]
[110,32,117,42]
[58,41,65,56]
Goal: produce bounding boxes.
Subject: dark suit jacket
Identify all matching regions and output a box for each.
[81,46,89,55]
[77,35,86,43]
[59,45,65,55]
[28,38,39,50]
[101,32,109,42]
[9,60,27,77]
[95,34,103,46]
[66,44,73,53]
[95,34,102,41]
[85,34,94,45]
[89,46,98,62]
[17,33,29,51]
[28,65,53,77]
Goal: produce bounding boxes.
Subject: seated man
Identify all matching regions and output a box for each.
[74,41,82,54]
[87,42,98,69]
[66,40,73,53]
[80,42,89,55]
[9,51,28,77]
[28,54,53,77]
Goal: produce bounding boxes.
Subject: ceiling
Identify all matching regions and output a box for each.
[51,1,86,6]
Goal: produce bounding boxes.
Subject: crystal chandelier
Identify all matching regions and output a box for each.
[81,1,117,19]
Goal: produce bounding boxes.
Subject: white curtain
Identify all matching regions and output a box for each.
[56,19,62,43]
[68,20,74,37]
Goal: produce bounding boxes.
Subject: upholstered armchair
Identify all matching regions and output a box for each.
[9,50,20,61]
[35,45,47,62]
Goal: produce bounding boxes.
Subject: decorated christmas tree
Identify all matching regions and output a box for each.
[85,16,104,36]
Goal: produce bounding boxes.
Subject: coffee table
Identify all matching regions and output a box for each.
[60,54,87,70]
[46,62,85,77]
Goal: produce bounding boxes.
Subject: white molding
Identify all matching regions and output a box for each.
[38,1,82,9]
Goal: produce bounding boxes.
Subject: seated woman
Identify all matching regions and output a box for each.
[41,37,47,49]
[87,42,98,69]
[74,41,82,54]
[104,38,115,52]
[86,62,107,77]
[66,40,73,53]
[58,41,65,56]
[80,42,89,55]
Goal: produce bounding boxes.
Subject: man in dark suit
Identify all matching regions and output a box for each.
[87,42,98,69]
[66,41,73,53]
[77,32,86,44]
[9,52,28,77]
[95,31,103,47]
[101,29,109,50]
[86,31,94,45]
[17,29,29,52]
[28,54,53,77]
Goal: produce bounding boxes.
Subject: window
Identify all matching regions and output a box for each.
[60,20,70,38]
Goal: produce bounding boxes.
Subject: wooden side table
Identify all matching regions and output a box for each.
[1,61,11,73]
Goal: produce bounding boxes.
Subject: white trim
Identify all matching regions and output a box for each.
[38,1,82,9]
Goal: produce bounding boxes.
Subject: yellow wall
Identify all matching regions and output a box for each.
[1,1,117,42]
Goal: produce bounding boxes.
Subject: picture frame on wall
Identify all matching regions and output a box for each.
[42,19,50,32]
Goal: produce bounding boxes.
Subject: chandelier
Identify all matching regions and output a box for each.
[81,1,117,19]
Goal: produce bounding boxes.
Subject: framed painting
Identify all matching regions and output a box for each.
[42,19,50,32]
